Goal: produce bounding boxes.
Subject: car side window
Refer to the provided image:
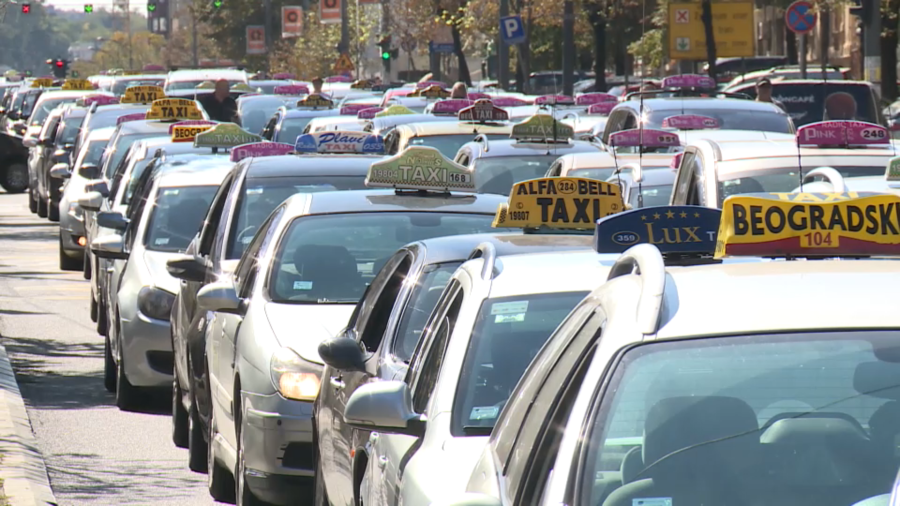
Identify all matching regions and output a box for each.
[671,151,696,205]
[198,172,235,257]
[357,253,413,353]
[233,205,284,298]
[408,284,463,414]
[383,130,401,155]
[684,153,705,206]
[123,184,153,250]
[547,161,562,177]
[261,115,278,140]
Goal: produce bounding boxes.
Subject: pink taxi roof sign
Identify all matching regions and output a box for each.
[662,74,716,89]
[609,128,679,148]
[534,94,575,106]
[417,80,449,89]
[325,75,352,83]
[490,97,528,107]
[797,120,891,147]
[661,114,720,130]
[274,84,309,95]
[167,120,217,135]
[272,72,296,80]
[432,99,474,116]
[340,103,376,116]
[81,95,119,107]
[575,93,617,106]
[230,142,294,162]
[587,102,616,115]
[468,92,490,100]
[357,107,384,119]
[116,112,147,125]
[458,100,509,122]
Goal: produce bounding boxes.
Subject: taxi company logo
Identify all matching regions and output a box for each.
[776,94,815,103]
[390,165,471,184]
[800,127,839,142]
[515,179,614,196]
[173,126,211,141]
[315,132,368,146]
[731,199,900,237]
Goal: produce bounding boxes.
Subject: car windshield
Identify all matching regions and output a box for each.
[474,155,562,195]
[20,91,40,117]
[165,79,245,91]
[394,262,461,362]
[30,98,75,126]
[60,117,85,144]
[571,165,670,181]
[737,83,878,127]
[112,79,163,96]
[718,165,886,206]
[647,108,793,134]
[145,186,217,252]
[269,213,499,304]
[274,117,315,144]
[226,176,369,259]
[239,101,286,134]
[103,132,165,179]
[581,331,900,506]
[77,139,108,168]
[408,134,507,159]
[84,108,147,133]
[627,183,673,208]
[123,158,159,205]
[451,291,589,435]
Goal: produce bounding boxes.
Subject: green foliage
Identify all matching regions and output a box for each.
[628,28,664,72]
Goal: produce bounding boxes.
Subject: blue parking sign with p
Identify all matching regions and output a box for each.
[500,15,526,45]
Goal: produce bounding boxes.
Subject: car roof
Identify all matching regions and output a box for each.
[397,121,513,137]
[463,250,611,298]
[698,137,899,163]
[34,90,105,102]
[415,232,594,265]
[283,108,340,119]
[157,164,232,188]
[115,120,173,134]
[462,139,601,159]
[280,189,507,216]
[244,154,388,178]
[305,116,366,132]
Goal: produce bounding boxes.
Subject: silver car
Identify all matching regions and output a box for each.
[92,161,232,410]
[197,189,507,505]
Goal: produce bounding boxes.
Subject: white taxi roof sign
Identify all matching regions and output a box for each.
[493,177,623,230]
[886,157,900,183]
[458,99,509,122]
[510,114,574,142]
[374,104,415,118]
[296,94,335,109]
[121,85,164,104]
[294,131,385,154]
[366,146,475,192]
[62,79,94,91]
[146,98,203,121]
[194,123,262,149]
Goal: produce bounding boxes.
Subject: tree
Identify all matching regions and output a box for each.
[881,0,900,102]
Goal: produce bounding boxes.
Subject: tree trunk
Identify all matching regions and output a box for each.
[701,0,717,79]
[880,0,899,103]
[451,24,471,85]
[515,49,525,92]
[786,28,798,64]
[588,1,607,92]
[614,36,626,75]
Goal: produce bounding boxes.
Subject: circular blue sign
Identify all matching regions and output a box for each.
[785,0,817,35]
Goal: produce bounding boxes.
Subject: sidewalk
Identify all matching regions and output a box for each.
[0,342,56,506]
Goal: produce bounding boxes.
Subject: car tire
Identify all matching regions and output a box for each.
[103,334,116,393]
[172,378,189,449]
[48,201,59,222]
[115,324,140,411]
[36,195,48,218]
[207,401,236,502]
[28,190,37,213]
[236,418,271,506]
[59,237,81,271]
[90,294,98,322]
[83,253,92,280]
[1,162,29,194]
[96,297,108,336]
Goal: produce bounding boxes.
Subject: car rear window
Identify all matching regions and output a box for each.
[739,83,878,127]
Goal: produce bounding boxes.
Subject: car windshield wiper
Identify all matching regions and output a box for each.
[317,298,358,304]
[462,425,494,436]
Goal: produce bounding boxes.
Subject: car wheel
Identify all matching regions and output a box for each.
[1,162,29,194]
[315,455,329,506]
[115,323,140,411]
[103,334,116,393]
[236,419,271,506]
[28,190,37,213]
[207,399,236,502]
[83,253,92,280]
[59,236,81,271]
[96,296,108,336]
[36,195,47,218]
[172,377,189,448]
[90,294,98,322]
[48,200,59,222]
[188,361,208,472]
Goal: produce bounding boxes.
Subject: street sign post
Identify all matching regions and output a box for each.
[667,2,753,60]
[500,15,526,45]
[785,0,816,78]
[333,52,355,74]
[320,0,340,24]
[246,26,266,55]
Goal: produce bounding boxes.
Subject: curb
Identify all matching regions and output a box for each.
[0,343,56,506]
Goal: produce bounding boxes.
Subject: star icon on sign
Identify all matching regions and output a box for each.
[680,212,687,218]
[665,210,675,219]
[653,213,661,220]
[641,215,647,220]
[694,212,700,218]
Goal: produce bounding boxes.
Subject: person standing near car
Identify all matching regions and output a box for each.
[755,78,787,113]
[198,79,238,122]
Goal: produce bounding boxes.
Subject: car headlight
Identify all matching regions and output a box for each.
[137,286,176,321]
[270,347,320,401]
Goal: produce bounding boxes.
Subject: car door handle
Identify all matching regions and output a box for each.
[329,377,345,390]
[369,432,379,444]
[377,455,388,469]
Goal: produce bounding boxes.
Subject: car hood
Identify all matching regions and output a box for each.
[143,250,182,295]
[264,303,355,364]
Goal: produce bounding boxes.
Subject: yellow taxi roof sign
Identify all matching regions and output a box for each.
[366,146,475,192]
[62,79,94,91]
[121,85,164,104]
[493,177,623,230]
[231,83,253,92]
[511,115,574,142]
[374,104,415,118]
[170,120,217,143]
[30,78,54,88]
[296,94,335,109]
[194,123,262,149]
[409,85,450,99]
[145,98,203,121]
[350,79,371,89]
[714,192,900,259]
[885,156,900,184]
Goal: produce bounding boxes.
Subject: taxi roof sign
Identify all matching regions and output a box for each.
[116,112,147,125]
[534,94,575,106]
[294,131,385,154]
[272,72,296,80]
[146,98,203,121]
[78,95,119,107]
[417,80,449,89]
[171,124,214,143]
[274,84,309,95]
[358,107,385,119]
[661,114,720,130]
[458,99,509,123]
[167,120,217,135]
[491,97,528,107]
[714,192,900,258]
[587,102,616,115]
[231,83,254,92]
[797,120,890,147]
[340,103,375,116]
[230,142,295,162]
[662,74,715,89]
[350,79,371,89]
[493,177,623,231]
[296,94,335,109]
[121,85,164,104]
[609,128,679,148]
[409,85,450,99]
[468,92,491,100]
[194,123,262,149]
[511,114,574,142]
[374,104,415,118]
[30,78,54,88]
[887,157,900,183]
[432,99,474,116]
[575,93,618,106]
[366,146,475,192]
[594,206,721,255]
[62,79,94,91]
[325,75,352,83]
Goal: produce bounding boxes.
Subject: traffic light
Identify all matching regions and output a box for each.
[147,1,157,12]
[213,0,223,8]
[21,3,31,13]
[46,58,68,79]
[381,50,390,61]
[84,4,93,12]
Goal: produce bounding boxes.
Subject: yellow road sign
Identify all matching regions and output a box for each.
[668,2,754,60]
[333,52,355,73]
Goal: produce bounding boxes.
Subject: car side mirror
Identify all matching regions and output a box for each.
[197,280,243,315]
[52,148,69,162]
[42,138,56,148]
[166,255,209,283]
[318,337,366,373]
[91,234,128,260]
[77,191,104,212]
[428,495,503,506]
[22,137,37,148]
[343,381,425,437]
[96,211,128,231]
[84,180,108,198]
[78,163,100,180]
[8,111,20,120]
[49,163,70,179]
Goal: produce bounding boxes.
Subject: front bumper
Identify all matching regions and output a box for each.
[119,311,174,387]
[242,391,316,504]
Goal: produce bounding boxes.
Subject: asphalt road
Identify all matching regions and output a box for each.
[0,193,226,505]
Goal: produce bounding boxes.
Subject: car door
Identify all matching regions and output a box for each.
[670,149,697,205]
[372,281,464,506]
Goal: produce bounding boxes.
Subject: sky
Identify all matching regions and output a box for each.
[39,0,148,12]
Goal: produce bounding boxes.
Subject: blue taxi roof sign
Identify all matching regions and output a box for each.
[609,128,679,148]
[595,206,721,254]
[797,120,891,147]
[715,192,900,258]
[294,131,385,154]
[366,146,475,192]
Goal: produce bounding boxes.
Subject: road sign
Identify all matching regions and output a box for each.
[282,6,303,37]
[247,26,265,54]
[429,42,454,53]
[500,15,526,45]
[333,52,355,73]
[400,38,417,52]
[667,2,753,60]
[320,0,340,24]
[785,0,817,35]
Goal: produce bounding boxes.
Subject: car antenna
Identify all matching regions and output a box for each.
[795,129,804,192]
